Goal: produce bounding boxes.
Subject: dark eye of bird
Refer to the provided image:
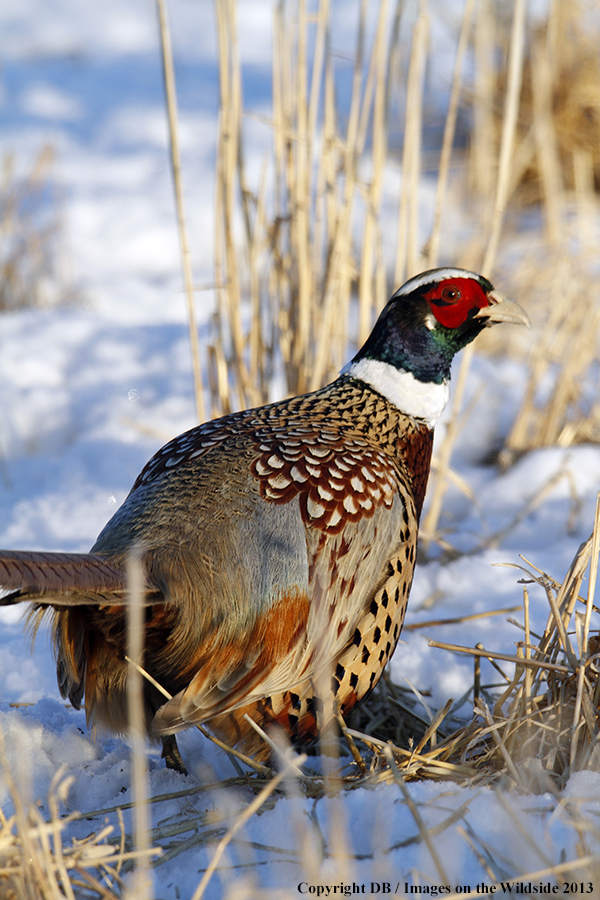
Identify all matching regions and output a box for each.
[441,286,461,302]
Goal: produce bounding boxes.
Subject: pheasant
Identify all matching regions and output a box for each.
[0,268,529,773]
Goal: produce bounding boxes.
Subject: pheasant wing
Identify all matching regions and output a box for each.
[151,427,414,735]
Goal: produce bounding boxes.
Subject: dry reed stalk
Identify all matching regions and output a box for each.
[246,160,270,408]
[413,698,453,754]
[155,0,205,424]
[483,0,527,274]
[523,586,532,742]
[428,640,570,675]
[482,699,525,786]
[504,254,600,455]
[384,745,451,884]
[311,1,331,316]
[404,604,520,631]
[45,771,78,900]
[308,0,366,393]
[242,714,305,777]
[422,0,527,545]
[297,0,313,387]
[530,37,563,246]
[125,552,153,900]
[189,767,288,900]
[583,494,600,652]
[420,333,475,544]
[336,712,367,773]
[573,148,596,245]
[214,0,249,408]
[426,0,475,268]
[471,0,495,201]
[394,1,428,285]
[357,0,390,342]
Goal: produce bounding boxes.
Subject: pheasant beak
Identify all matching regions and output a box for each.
[475,290,531,328]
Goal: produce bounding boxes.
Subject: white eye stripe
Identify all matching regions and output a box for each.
[390,267,484,298]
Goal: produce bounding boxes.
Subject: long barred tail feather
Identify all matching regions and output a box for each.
[0,549,161,606]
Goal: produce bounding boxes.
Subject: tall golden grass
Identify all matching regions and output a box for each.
[200,0,600,542]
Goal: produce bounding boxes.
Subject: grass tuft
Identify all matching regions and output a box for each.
[0,146,73,314]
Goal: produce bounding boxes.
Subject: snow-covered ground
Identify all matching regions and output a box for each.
[2,1,600,897]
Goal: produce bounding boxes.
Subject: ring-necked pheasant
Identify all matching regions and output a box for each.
[0,268,529,773]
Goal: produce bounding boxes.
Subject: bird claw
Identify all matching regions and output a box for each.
[161,734,188,775]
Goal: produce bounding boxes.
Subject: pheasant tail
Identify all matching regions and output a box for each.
[0,549,155,605]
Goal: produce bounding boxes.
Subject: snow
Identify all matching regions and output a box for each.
[1,1,600,897]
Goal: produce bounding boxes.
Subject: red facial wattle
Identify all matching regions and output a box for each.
[424,277,490,329]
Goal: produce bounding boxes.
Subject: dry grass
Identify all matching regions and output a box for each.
[156,0,206,424]
[336,497,600,798]
[0,146,72,313]
[466,0,600,463]
[398,509,600,792]
[203,0,600,549]
[209,0,442,414]
[0,759,161,899]
[497,0,600,207]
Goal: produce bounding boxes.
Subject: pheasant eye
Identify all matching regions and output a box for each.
[441,286,461,302]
